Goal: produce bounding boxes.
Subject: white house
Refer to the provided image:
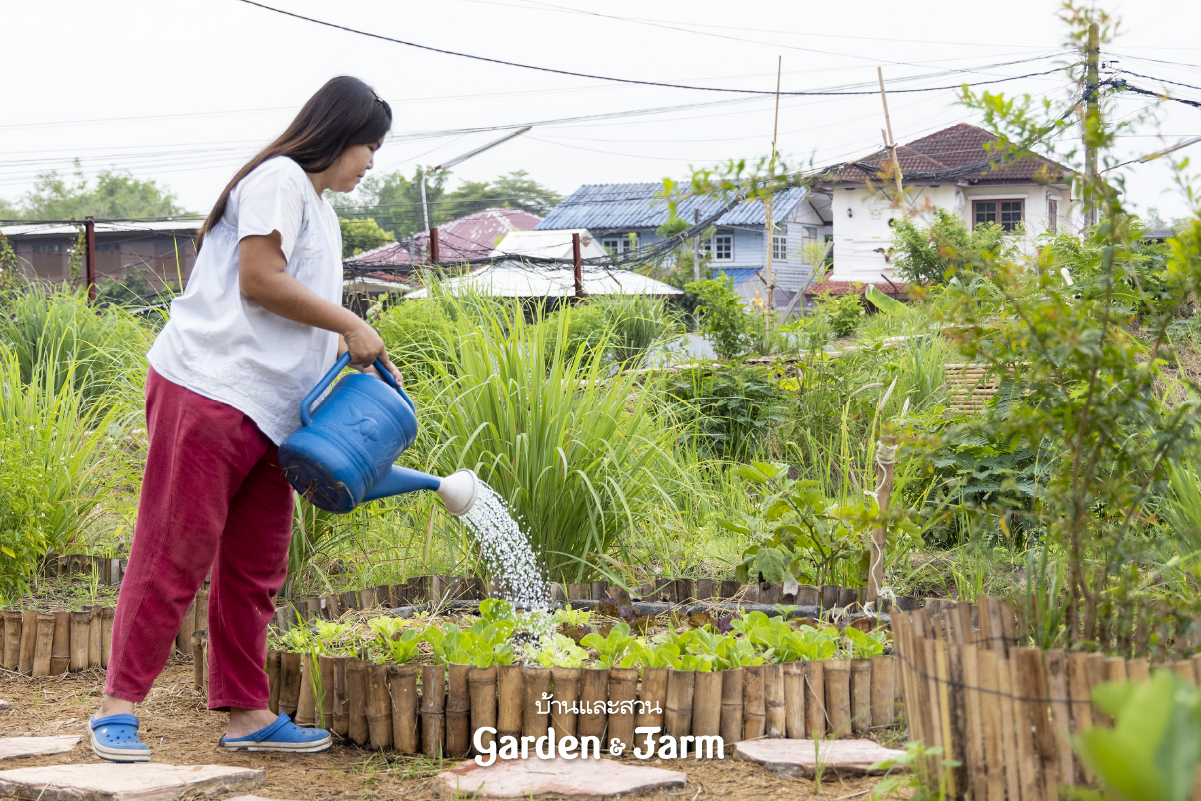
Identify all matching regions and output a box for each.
[815,123,1078,294]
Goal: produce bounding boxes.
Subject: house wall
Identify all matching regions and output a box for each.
[828,183,1077,284]
[8,233,197,289]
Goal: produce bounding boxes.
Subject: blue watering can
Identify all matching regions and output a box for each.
[278,352,479,516]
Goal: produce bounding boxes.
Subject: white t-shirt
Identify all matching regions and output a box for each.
[148,156,343,445]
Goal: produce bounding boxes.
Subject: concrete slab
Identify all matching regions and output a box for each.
[734,739,907,778]
[438,756,686,798]
[0,763,265,801]
[0,736,80,760]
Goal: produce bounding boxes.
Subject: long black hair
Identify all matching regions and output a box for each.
[198,76,392,249]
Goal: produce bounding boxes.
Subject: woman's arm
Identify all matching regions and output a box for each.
[239,231,401,383]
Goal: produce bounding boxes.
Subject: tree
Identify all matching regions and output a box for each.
[332,168,561,239]
[338,216,395,258]
[890,208,1015,285]
[5,162,188,219]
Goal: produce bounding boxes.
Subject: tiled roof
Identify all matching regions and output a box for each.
[830,123,1072,185]
[535,183,808,232]
[804,280,908,297]
[345,207,542,266]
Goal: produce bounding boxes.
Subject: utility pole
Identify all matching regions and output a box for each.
[428,227,440,264]
[420,126,532,234]
[1084,22,1100,229]
[83,216,96,303]
[765,56,782,341]
[877,68,903,202]
[572,232,584,300]
[693,208,701,283]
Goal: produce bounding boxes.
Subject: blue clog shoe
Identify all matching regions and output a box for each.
[219,713,332,753]
[89,713,151,762]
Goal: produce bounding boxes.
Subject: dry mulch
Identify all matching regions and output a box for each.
[0,658,896,800]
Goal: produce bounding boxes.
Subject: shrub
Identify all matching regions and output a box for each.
[663,364,785,462]
[812,290,864,339]
[890,208,1014,285]
[558,294,682,367]
[685,276,752,359]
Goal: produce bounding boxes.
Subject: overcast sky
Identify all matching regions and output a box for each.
[3,0,1199,224]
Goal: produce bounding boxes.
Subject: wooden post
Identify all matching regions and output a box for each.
[2,611,21,670]
[18,610,37,675]
[763,663,786,738]
[332,656,349,739]
[720,668,745,744]
[50,612,71,676]
[497,664,525,745]
[664,669,695,741]
[368,663,394,751]
[868,434,896,606]
[32,613,55,677]
[445,663,471,757]
[267,651,281,714]
[84,216,96,302]
[429,227,441,265]
[849,658,872,735]
[550,667,581,747]
[782,661,806,737]
[572,232,584,299]
[693,207,701,283]
[764,55,782,337]
[388,665,420,753]
[691,670,721,738]
[88,607,102,667]
[347,659,370,747]
[608,667,638,751]
[421,664,445,756]
[804,660,826,738]
[876,69,904,201]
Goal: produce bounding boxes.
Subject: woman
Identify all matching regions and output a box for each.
[89,76,399,762]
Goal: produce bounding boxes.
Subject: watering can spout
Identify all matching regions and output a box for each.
[362,466,480,517]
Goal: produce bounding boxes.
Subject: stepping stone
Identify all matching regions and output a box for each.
[734,739,907,778]
[0,736,80,760]
[0,699,10,711]
[0,763,264,801]
[438,756,686,798]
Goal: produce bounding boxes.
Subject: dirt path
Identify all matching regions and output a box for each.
[0,659,890,800]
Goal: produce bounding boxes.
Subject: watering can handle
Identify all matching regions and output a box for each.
[299,353,415,428]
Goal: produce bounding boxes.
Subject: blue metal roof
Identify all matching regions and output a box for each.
[716,267,762,286]
[535,183,808,232]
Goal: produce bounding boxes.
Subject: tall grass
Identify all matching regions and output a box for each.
[0,284,154,407]
[410,297,686,582]
[0,348,133,601]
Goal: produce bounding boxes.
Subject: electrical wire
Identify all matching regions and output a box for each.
[233,0,1068,97]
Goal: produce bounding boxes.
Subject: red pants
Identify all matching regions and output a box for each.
[105,368,294,710]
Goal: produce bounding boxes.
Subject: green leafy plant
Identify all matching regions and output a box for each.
[811,289,864,339]
[581,622,634,668]
[685,275,753,359]
[663,365,786,462]
[871,741,961,801]
[890,207,1015,286]
[845,627,886,659]
[553,604,593,627]
[528,633,587,669]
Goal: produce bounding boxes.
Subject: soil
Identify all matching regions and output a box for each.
[0,658,899,801]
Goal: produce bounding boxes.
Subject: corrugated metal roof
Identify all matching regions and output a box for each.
[535,183,808,232]
[404,261,682,299]
[0,220,203,237]
[491,229,607,260]
[717,267,762,286]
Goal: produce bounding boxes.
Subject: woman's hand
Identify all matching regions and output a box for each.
[339,324,403,386]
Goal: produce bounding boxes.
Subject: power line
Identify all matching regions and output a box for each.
[233,0,1068,97]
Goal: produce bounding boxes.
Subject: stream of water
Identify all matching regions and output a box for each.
[461,481,550,611]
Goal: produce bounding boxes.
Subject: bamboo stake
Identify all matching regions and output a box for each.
[960,642,987,801]
[2,610,21,670]
[279,651,302,720]
[368,663,394,751]
[1067,652,1093,784]
[1042,649,1074,788]
[1086,653,1108,726]
[742,664,766,741]
[689,670,720,738]
[421,664,446,756]
[348,659,370,747]
[1126,657,1150,683]
[68,610,89,673]
[176,598,196,655]
[608,667,638,751]
[267,651,281,714]
[665,669,695,740]
[1191,654,1201,685]
[550,667,581,746]
[18,610,37,675]
[522,667,551,742]
[977,648,1006,801]
[824,658,851,739]
[469,667,498,754]
[194,590,209,635]
[763,663,786,738]
[445,663,470,757]
[1172,659,1195,685]
[497,664,526,744]
[101,608,114,668]
[933,640,957,797]
[318,655,335,729]
[32,613,54,677]
[50,611,70,676]
[87,607,101,668]
[1106,656,1128,683]
[849,659,871,735]
[720,668,745,744]
[203,642,209,698]
[1009,651,1040,801]
[194,633,207,691]
[332,656,349,738]
[869,655,894,729]
[803,660,825,738]
[389,665,420,753]
[296,655,317,727]
[1017,648,1058,801]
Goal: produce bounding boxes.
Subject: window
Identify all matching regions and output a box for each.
[705,234,733,261]
[97,242,122,252]
[973,199,1024,232]
[772,235,787,261]
[601,234,635,254]
[1047,198,1059,235]
[32,243,62,254]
